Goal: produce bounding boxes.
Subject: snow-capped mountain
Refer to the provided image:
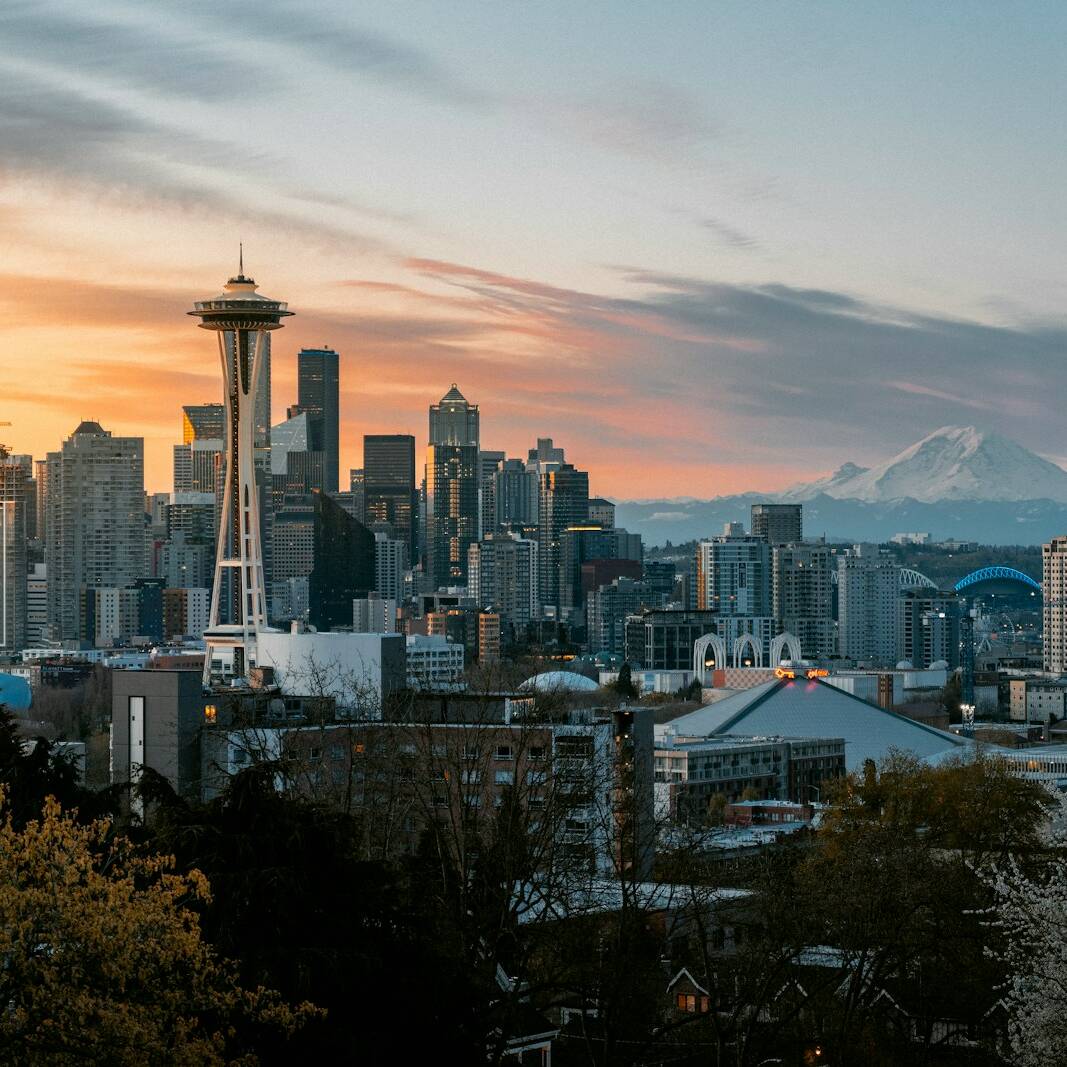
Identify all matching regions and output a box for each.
[780,426,1067,504]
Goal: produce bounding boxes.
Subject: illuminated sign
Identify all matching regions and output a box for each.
[775,667,830,681]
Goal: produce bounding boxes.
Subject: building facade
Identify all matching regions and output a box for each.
[45,422,144,643]
[296,348,340,493]
[1045,536,1067,673]
[750,503,802,545]
[426,385,480,588]
[364,434,417,558]
[695,536,771,616]
[772,543,836,659]
[837,546,900,665]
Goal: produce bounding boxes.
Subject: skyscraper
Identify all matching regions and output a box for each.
[190,260,291,682]
[430,383,479,447]
[0,448,27,652]
[296,347,340,493]
[364,434,416,558]
[45,422,144,642]
[751,503,803,546]
[309,492,375,631]
[538,463,589,613]
[426,385,480,588]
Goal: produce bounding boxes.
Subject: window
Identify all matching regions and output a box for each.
[495,770,514,786]
[462,769,481,784]
[495,744,514,760]
[309,747,322,761]
[677,993,696,1013]
[529,746,546,761]
[329,744,344,761]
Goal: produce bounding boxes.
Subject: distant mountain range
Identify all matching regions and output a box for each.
[616,426,1067,547]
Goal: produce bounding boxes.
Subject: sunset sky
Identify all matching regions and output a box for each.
[2,1,1065,497]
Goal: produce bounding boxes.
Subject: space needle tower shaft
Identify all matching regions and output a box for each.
[189,254,292,684]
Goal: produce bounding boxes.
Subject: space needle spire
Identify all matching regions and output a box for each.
[190,259,292,684]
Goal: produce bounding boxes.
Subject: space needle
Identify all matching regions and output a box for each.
[190,252,292,684]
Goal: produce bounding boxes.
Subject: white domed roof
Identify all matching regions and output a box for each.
[520,670,600,693]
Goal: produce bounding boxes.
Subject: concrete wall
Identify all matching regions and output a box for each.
[111,669,204,801]
[257,631,406,716]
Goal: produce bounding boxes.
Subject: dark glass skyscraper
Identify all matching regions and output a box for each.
[364,434,416,558]
[296,347,340,493]
[538,463,589,612]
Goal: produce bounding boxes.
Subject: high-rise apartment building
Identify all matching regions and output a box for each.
[772,543,835,658]
[751,503,802,546]
[296,348,340,493]
[173,440,222,494]
[478,449,506,538]
[538,463,589,613]
[467,532,540,631]
[26,563,47,646]
[364,434,416,558]
[695,536,771,616]
[353,592,397,634]
[426,385,480,588]
[588,498,616,529]
[374,531,407,603]
[0,448,28,651]
[1044,536,1067,673]
[587,577,663,657]
[493,458,538,528]
[837,545,900,665]
[897,590,960,670]
[45,422,144,643]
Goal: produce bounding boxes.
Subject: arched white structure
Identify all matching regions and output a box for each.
[733,633,762,669]
[692,633,727,684]
[899,568,938,590]
[770,631,802,665]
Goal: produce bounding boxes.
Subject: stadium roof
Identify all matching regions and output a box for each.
[664,678,970,771]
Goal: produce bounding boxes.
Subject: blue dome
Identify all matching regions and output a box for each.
[0,673,32,712]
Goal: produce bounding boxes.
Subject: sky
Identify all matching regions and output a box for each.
[1,0,1065,498]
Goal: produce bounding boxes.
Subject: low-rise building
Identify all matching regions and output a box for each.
[654,734,844,821]
[406,633,464,690]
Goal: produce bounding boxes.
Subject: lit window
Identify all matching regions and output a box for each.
[204,704,217,724]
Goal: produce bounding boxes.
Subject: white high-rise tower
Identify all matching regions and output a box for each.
[190,256,292,683]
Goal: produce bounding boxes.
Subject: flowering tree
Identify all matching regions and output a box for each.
[984,790,1067,1066]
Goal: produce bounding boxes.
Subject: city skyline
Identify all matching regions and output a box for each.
[2,2,1066,496]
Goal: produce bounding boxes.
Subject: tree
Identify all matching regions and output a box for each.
[0,793,314,1065]
[983,793,1067,1066]
[0,707,118,828]
[137,764,484,1064]
[614,662,637,700]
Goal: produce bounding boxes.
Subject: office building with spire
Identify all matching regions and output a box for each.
[425,385,479,588]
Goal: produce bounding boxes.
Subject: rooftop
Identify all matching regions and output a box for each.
[664,678,970,771]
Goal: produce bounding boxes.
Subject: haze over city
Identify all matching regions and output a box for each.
[3,1,1066,495]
